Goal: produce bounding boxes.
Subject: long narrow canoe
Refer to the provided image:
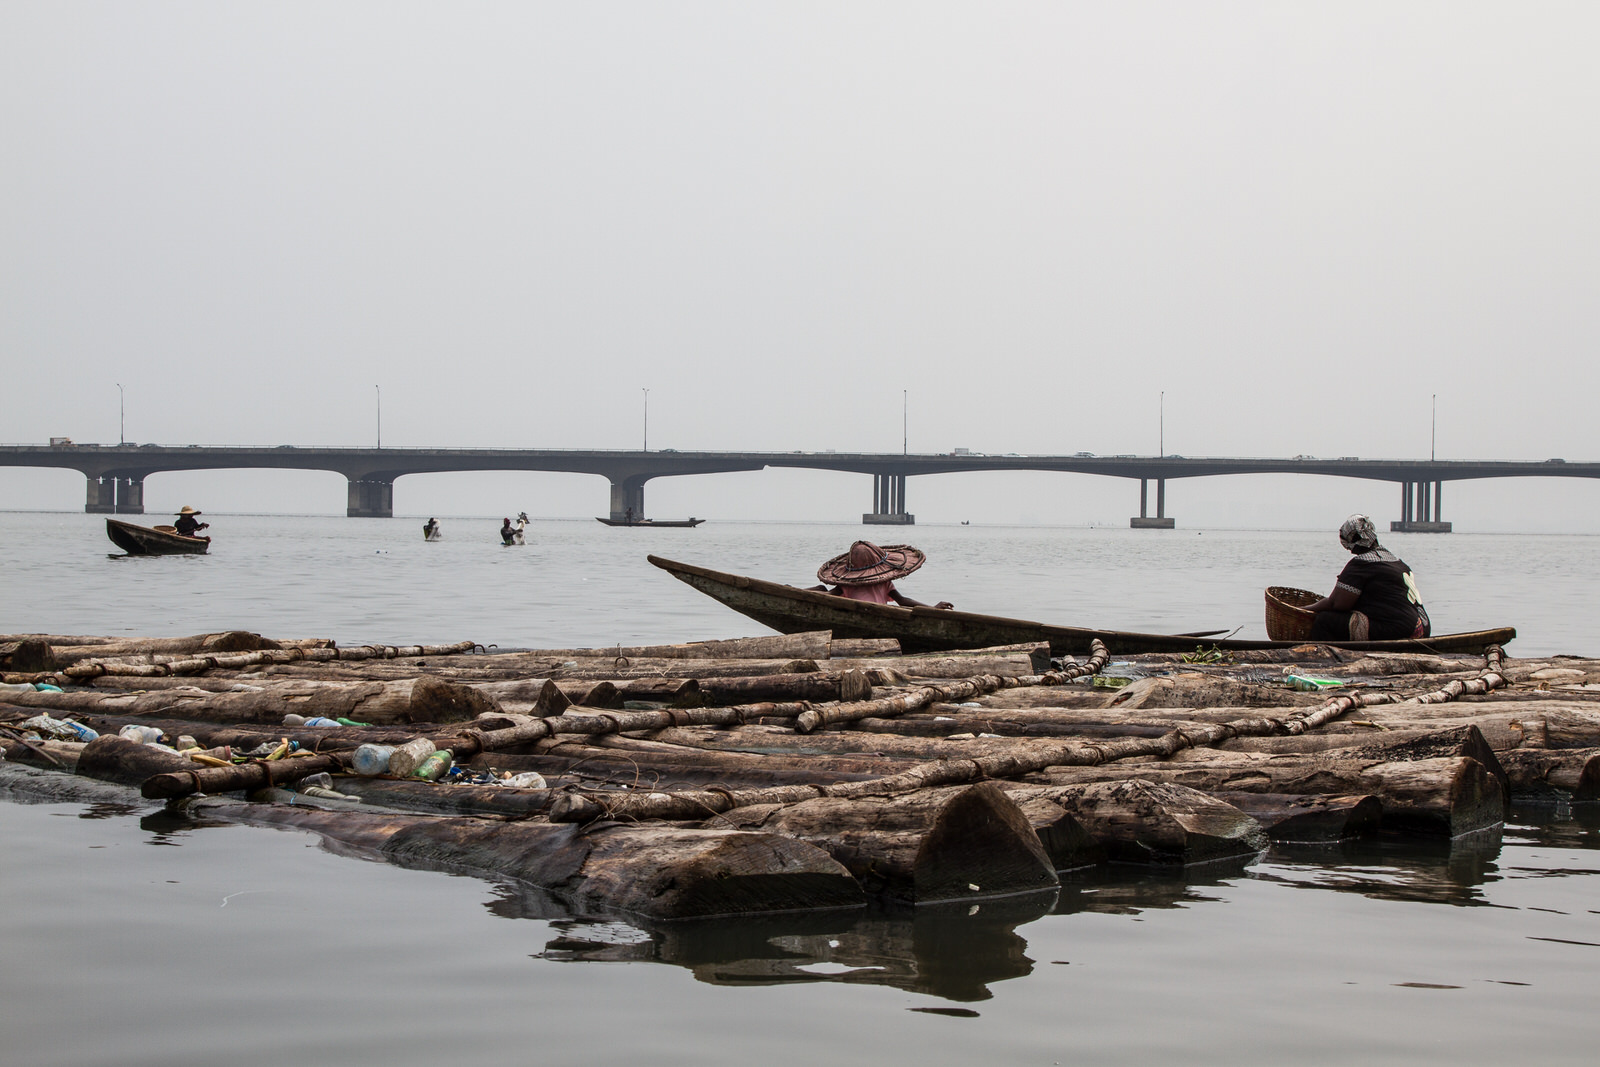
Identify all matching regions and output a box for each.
[106,519,210,556]
[647,555,1515,656]
[597,517,706,528]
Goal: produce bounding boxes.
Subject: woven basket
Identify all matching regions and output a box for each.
[1264,586,1320,641]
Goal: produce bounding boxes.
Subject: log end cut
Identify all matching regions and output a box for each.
[912,782,1060,904]
[401,675,503,723]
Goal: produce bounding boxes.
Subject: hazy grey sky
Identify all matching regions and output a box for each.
[4,3,1597,528]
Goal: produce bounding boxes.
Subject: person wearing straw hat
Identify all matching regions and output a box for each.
[173,506,209,539]
[1306,514,1429,641]
[810,540,953,609]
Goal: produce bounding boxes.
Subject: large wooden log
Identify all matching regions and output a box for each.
[1007,795,1107,871]
[1209,792,1383,842]
[828,644,1052,678]
[141,750,347,798]
[1032,755,1504,838]
[830,638,901,657]
[503,631,834,660]
[8,676,500,726]
[1,737,83,772]
[1199,706,1600,754]
[709,782,1058,903]
[258,656,828,681]
[77,735,204,786]
[330,776,555,817]
[469,672,871,708]
[1007,780,1268,865]
[475,735,906,790]
[181,795,866,920]
[1217,725,1507,808]
[47,631,287,664]
[0,639,57,673]
[1109,674,1328,710]
[1494,748,1600,800]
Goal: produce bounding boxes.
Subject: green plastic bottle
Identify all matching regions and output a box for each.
[412,749,453,781]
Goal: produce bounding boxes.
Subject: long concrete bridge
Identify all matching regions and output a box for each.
[3,443,1595,531]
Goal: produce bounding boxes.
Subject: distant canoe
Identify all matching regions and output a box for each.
[647,555,1516,656]
[597,517,705,528]
[106,519,210,556]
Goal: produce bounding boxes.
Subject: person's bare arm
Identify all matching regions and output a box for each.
[1307,585,1358,613]
[889,588,953,610]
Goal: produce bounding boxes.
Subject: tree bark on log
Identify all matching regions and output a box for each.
[1208,792,1383,842]
[0,639,57,673]
[1494,748,1600,800]
[828,647,1052,678]
[707,782,1058,904]
[504,631,834,660]
[1,737,82,772]
[77,735,206,787]
[179,795,866,920]
[1031,755,1504,838]
[141,750,348,798]
[1106,674,1329,710]
[1006,780,1268,865]
[8,676,500,726]
[467,672,871,709]
[46,631,288,665]
[330,776,556,817]
[475,734,906,789]
[830,638,901,657]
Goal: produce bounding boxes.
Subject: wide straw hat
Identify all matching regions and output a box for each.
[176,506,202,516]
[817,541,926,586]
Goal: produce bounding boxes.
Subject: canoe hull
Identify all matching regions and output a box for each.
[647,555,1515,656]
[597,517,705,528]
[106,519,210,556]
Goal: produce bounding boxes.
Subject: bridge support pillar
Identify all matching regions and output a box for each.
[608,478,647,522]
[863,473,914,525]
[347,477,394,518]
[85,475,116,513]
[114,476,144,514]
[1391,480,1451,533]
[1131,477,1175,529]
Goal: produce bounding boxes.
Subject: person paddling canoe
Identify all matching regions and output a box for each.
[1307,514,1430,641]
[811,540,953,609]
[173,506,209,539]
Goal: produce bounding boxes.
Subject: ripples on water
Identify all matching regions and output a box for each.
[2,512,1597,1064]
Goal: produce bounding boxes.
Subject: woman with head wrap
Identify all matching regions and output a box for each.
[1307,515,1430,641]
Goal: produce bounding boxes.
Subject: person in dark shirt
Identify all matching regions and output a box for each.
[173,506,209,539]
[1308,514,1430,641]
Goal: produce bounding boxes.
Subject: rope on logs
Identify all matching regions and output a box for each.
[792,641,1113,734]
[545,645,1509,824]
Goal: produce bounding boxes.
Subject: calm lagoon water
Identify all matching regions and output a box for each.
[2,512,1598,1065]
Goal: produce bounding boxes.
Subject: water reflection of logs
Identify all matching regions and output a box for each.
[4,630,1599,923]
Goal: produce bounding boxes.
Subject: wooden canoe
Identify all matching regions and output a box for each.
[106,519,210,556]
[598,517,705,528]
[647,555,1516,656]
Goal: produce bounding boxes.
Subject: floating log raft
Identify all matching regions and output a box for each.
[4,628,1595,923]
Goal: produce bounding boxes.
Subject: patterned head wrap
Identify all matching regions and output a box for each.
[1338,514,1380,554]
